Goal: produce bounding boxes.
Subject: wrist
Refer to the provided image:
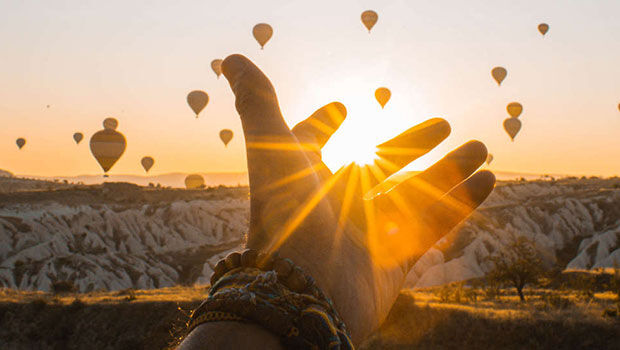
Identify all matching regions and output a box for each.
[179,321,283,350]
[185,249,354,349]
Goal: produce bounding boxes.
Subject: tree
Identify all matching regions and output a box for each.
[486,236,544,302]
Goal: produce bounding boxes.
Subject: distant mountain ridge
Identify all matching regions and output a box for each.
[23,172,249,188]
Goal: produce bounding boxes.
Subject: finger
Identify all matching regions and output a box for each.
[395,140,488,207]
[421,170,496,249]
[222,54,292,137]
[221,54,320,246]
[369,171,494,270]
[372,118,451,182]
[291,102,347,154]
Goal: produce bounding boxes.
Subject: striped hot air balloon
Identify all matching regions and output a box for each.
[90,129,126,173]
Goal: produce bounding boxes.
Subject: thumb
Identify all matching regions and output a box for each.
[222,54,291,136]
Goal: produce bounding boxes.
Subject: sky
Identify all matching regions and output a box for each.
[0,0,618,177]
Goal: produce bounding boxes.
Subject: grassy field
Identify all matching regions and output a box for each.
[1,285,618,349]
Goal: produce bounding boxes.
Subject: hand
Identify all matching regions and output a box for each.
[219,54,494,344]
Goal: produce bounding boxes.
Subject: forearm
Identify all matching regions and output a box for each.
[178,322,283,350]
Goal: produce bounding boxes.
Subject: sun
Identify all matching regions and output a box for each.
[322,135,379,171]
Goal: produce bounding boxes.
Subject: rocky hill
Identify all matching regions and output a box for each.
[0,183,248,292]
[1,177,619,292]
[408,177,620,287]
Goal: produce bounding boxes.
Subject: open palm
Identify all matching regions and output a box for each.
[221,54,495,344]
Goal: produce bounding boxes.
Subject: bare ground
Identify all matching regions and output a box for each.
[0,287,618,350]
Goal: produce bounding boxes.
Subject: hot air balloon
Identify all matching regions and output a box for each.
[141,156,154,173]
[90,129,126,173]
[486,154,494,165]
[538,23,549,36]
[219,129,233,146]
[187,90,209,118]
[506,102,523,118]
[503,118,522,141]
[211,59,223,78]
[491,67,507,86]
[252,23,273,49]
[361,10,378,33]
[185,174,205,189]
[73,132,83,144]
[103,117,119,130]
[375,87,391,108]
[16,138,26,149]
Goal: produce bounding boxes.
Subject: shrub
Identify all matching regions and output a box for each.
[541,293,573,310]
[486,236,544,302]
[434,283,474,304]
[52,280,76,294]
[29,297,48,312]
[116,288,137,302]
[69,298,85,310]
[482,278,501,300]
[574,274,596,301]
[464,288,478,303]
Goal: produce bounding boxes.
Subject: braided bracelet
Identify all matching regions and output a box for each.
[187,249,354,350]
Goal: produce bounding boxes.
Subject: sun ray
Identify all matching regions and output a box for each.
[404,176,453,206]
[367,162,389,187]
[359,165,377,244]
[265,166,346,253]
[334,164,360,239]
[257,161,328,194]
[247,141,319,152]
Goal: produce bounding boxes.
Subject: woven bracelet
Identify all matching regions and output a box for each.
[187,249,354,350]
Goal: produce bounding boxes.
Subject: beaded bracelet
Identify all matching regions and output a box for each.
[187,249,354,350]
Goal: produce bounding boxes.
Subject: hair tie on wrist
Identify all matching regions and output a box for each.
[187,249,354,350]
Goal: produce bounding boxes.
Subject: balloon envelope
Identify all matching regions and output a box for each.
[73,132,83,144]
[252,23,273,49]
[103,118,118,130]
[503,118,522,141]
[187,90,209,117]
[211,59,223,78]
[185,174,205,189]
[538,23,549,36]
[491,67,507,86]
[16,138,26,149]
[375,87,391,108]
[361,10,378,32]
[89,129,126,173]
[506,102,523,118]
[141,156,154,173]
[219,129,233,146]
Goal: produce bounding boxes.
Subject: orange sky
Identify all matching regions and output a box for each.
[1,0,619,177]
